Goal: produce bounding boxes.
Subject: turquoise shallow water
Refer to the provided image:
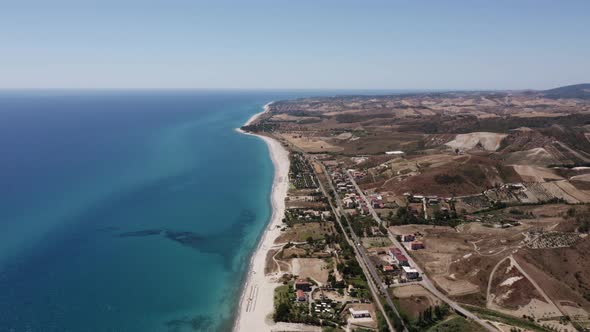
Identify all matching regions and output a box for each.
[0,90,301,332]
[0,90,397,331]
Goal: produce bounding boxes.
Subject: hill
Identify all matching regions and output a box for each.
[542,83,590,100]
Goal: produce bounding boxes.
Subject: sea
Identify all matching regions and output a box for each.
[0,89,400,332]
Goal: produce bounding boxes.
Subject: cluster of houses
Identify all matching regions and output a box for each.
[368,193,384,209]
[294,279,340,319]
[401,234,425,250]
[330,168,373,215]
[298,209,332,221]
[387,244,421,282]
[332,168,357,194]
[341,193,371,215]
[403,193,452,219]
[389,247,409,267]
[389,247,420,281]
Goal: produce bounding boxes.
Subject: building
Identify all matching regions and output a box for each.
[371,198,384,208]
[383,265,395,272]
[396,254,409,266]
[358,204,369,215]
[296,289,306,302]
[389,248,410,266]
[402,266,419,280]
[410,241,424,250]
[349,308,371,319]
[342,197,355,208]
[402,234,416,242]
[408,195,424,203]
[295,279,311,291]
[389,247,402,258]
[385,150,405,156]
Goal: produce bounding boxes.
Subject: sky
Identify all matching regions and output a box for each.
[1,0,589,90]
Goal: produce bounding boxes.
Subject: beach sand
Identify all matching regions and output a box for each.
[234,102,290,332]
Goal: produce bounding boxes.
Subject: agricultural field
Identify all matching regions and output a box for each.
[391,284,442,320]
[245,85,590,331]
[425,315,483,332]
[389,205,590,326]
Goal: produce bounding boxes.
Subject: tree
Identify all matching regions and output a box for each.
[423,306,432,323]
[274,303,291,322]
[433,304,448,320]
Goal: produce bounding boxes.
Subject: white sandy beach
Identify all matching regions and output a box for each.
[234,102,290,332]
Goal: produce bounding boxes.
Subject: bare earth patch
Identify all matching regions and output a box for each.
[291,258,330,285]
[445,132,508,151]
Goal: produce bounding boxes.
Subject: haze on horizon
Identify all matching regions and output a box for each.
[1,0,589,90]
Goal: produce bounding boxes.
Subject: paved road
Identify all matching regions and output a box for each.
[346,171,498,332]
[316,161,407,332]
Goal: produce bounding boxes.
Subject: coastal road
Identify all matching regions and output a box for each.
[313,161,398,332]
[315,161,406,332]
[346,171,498,332]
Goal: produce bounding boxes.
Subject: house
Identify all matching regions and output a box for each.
[408,194,424,203]
[358,204,369,215]
[343,197,355,208]
[389,247,409,265]
[402,266,419,280]
[402,234,415,242]
[362,205,370,214]
[349,308,371,319]
[351,170,366,178]
[410,241,424,250]
[347,284,355,295]
[371,226,384,236]
[383,265,395,272]
[389,247,402,258]
[295,279,311,291]
[396,254,409,266]
[385,150,405,156]
[371,198,384,209]
[296,289,306,302]
[505,183,525,190]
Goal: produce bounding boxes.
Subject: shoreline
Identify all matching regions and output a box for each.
[233,102,289,332]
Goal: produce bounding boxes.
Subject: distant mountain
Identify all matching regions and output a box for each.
[542,83,590,99]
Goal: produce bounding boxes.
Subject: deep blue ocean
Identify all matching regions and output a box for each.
[0,89,400,332]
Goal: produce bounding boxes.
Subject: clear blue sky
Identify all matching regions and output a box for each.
[1,0,589,90]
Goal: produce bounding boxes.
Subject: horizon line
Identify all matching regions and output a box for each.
[0,82,586,92]
[0,87,555,92]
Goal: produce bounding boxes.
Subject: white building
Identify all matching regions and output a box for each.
[349,308,371,319]
[385,150,405,156]
[402,266,419,280]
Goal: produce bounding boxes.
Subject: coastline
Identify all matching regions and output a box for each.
[234,102,290,332]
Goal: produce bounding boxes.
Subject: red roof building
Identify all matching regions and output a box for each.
[296,289,306,301]
[383,265,394,272]
[295,279,311,291]
[396,254,409,266]
[389,247,402,256]
[410,241,424,250]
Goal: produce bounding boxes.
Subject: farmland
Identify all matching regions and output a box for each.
[245,84,590,331]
